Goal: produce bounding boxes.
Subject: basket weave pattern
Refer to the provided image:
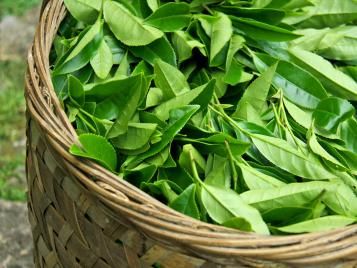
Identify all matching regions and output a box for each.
[25,0,357,267]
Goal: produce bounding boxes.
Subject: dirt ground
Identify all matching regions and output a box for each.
[0,200,34,267]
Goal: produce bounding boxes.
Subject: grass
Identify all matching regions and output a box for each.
[0,60,27,201]
[0,158,27,201]
[0,0,40,19]
[0,0,41,201]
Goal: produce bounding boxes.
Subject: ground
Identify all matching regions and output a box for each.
[0,1,41,267]
[0,200,34,267]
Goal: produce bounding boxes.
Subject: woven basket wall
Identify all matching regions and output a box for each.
[25,0,357,267]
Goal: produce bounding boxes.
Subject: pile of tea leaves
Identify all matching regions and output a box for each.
[51,0,357,235]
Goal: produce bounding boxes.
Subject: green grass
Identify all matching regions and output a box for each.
[0,159,27,201]
[0,60,27,201]
[0,0,40,19]
[0,0,42,201]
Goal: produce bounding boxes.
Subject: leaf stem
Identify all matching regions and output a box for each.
[225,141,239,190]
[77,112,97,133]
[189,151,204,186]
[203,5,214,15]
[208,104,250,136]
[279,98,306,153]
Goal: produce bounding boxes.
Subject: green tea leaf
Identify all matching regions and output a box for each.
[53,21,102,75]
[289,48,357,100]
[114,51,130,77]
[90,39,113,79]
[169,184,200,219]
[104,35,126,65]
[70,133,117,171]
[216,6,285,25]
[238,162,286,190]
[339,118,357,154]
[276,216,356,234]
[291,26,357,63]
[224,35,245,86]
[199,12,233,66]
[78,0,102,11]
[130,0,152,18]
[179,144,206,175]
[55,0,357,235]
[154,59,190,99]
[125,105,199,167]
[177,134,251,158]
[104,1,163,46]
[94,99,119,120]
[172,31,205,64]
[205,154,231,188]
[313,97,355,134]
[130,37,177,67]
[322,182,357,217]
[231,17,300,41]
[233,63,277,119]
[142,180,179,203]
[85,73,143,96]
[284,98,313,130]
[253,53,328,109]
[144,2,191,32]
[64,19,102,64]
[145,87,163,109]
[240,182,324,213]
[64,0,98,24]
[68,75,85,107]
[124,163,157,186]
[307,127,345,169]
[111,123,157,151]
[251,134,339,181]
[262,206,312,225]
[222,217,252,232]
[153,80,215,121]
[147,0,159,12]
[297,0,357,29]
[85,75,144,138]
[201,184,270,234]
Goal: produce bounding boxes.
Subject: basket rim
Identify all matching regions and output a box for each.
[25,0,357,264]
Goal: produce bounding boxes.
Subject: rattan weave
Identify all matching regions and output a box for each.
[25,0,357,267]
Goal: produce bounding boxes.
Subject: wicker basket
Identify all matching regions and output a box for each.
[25,0,357,267]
